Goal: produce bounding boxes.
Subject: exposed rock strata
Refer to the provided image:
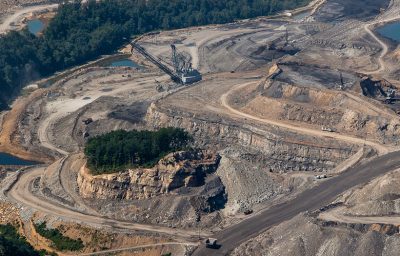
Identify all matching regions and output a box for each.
[77,150,221,200]
[145,103,356,173]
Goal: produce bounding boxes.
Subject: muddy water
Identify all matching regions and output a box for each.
[0,152,36,165]
[109,59,139,67]
[292,11,311,20]
[377,21,400,42]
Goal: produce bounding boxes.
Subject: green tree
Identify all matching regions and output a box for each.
[84,128,193,174]
[0,0,310,110]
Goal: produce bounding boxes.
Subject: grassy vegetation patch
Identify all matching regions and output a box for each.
[84,128,193,174]
[34,222,83,252]
[0,224,55,256]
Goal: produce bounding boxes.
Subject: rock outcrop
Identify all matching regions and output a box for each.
[145,103,357,173]
[359,76,392,98]
[77,150,221,200]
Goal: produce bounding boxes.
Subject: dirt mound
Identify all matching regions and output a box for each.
[315,0,390,22]
[334,169,400,216]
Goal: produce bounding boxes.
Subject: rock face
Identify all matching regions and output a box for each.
[145,103,356,173]
[77,150,221,200]
[359,76,392,98]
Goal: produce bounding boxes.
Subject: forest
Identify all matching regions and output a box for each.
[0,0,309,110]
[84,128,192,174]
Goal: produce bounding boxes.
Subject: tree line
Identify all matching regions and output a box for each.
[0,0,309,110]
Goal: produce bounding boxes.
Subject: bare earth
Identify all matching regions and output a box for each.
[3,0,400,255]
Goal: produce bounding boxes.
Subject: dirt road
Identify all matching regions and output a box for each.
[37,75,161,155]
[0,89,52,163]
[220,81,392,154]
[319,205,400,225]
[0,3,58,34]
[363,11,400,75]
[80,242,198,256]
[58,155,99,215]
[363,23,389,74]
[5,166,210,240]
[193,149,400,255]
[37,97,89,156]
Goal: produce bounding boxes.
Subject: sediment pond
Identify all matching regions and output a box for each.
[377,21,400,42]
[109,59,139,67]
[292,10,312,20]
[27,19,45,35]
[0,152,37,166]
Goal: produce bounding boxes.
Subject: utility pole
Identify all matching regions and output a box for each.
[198,224,201,241]
[285,28,289,46]
[340,71,344,88]
[196,211,201,241]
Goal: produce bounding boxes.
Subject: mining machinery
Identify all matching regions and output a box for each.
[131,41,202,84]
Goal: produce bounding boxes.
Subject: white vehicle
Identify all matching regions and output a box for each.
[321,126,335,132]
[315,174,327,180]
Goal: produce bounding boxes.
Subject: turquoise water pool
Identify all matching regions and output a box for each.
[27,19,45,35]
[377,21,400,42]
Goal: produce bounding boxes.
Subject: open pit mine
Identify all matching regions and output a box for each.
[2,0,400,255]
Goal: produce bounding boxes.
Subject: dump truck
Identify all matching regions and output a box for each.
[244,209,253,215]
[205,238,218,249]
